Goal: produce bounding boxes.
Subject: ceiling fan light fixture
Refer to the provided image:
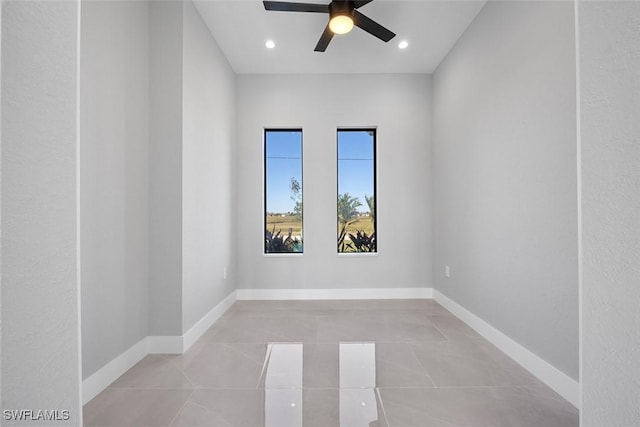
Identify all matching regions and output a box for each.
[263,0,396,51]
[329,14,354,35]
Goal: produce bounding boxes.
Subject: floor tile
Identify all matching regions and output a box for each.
[317,312,389,342]
[375,343,435,387]
[205,316,273,343]
[302,389,339,427]
[231,300,350,315]
[259,343,305,389]
[83,388,192,427]
[498,386,580,427]
[339,388,388,427]
[169,401,233,427]
[84,299,577,427]
[179,342,267,388]
[427,315,484,341]
[265,388,304,426]
[109,355,194,389]
[303,388,390,427]
[205,312,317,344]
[303,343,340,388]
[261,315,318,343]
[174,389,265,427]
[412,340,541,387]
[379,386,578,427]
[385,311,448,342]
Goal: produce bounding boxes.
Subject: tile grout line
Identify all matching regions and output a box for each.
[171,355,198,389]
[375,387,391,427]
[166,389,195,427]
[256,344,273,389]
[409,344,439,389]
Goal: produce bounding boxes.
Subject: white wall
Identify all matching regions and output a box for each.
[236,74,432,290]
[80,0,150,380]
[78,0,237,399]
[0,0,3,410]
[579,2,640,424]
[1,0,82,423]
[432,1,578,381]
[149,0,184,336]
[182,1,236,332]
[149,1,238,336]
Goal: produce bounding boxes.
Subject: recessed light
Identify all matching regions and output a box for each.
[265,40,275,49]
[398,40,409,49]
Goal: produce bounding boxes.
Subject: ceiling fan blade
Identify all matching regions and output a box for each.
[314,24,334,52]
[263,1,329,13]
[353,0,374,9]
[353,10,395,42]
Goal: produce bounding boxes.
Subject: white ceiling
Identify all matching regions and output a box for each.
[194,0,486,74]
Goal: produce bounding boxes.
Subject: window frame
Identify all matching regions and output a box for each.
[336,128,378,254]
[263,128,304,255]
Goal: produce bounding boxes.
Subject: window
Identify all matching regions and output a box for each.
[264,129,303,253]
[337,129,376,253]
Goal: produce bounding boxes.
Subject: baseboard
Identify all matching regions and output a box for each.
[82,290,237,405]
[433,290,580,409]
[82,337,148,405]
[182,290,236,352]
[236,287,433,300]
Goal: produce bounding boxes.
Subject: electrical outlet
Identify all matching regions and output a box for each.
[445,265,450,278]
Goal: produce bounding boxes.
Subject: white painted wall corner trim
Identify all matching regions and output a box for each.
[433,290,580,408]
[236,287,433,300]
[82,290,237,405]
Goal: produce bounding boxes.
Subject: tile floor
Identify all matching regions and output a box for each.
[83,299,578,427]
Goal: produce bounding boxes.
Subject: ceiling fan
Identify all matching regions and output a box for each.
[263,0,396,52]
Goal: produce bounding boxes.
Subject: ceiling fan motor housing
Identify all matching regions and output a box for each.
[329,1,355,19]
